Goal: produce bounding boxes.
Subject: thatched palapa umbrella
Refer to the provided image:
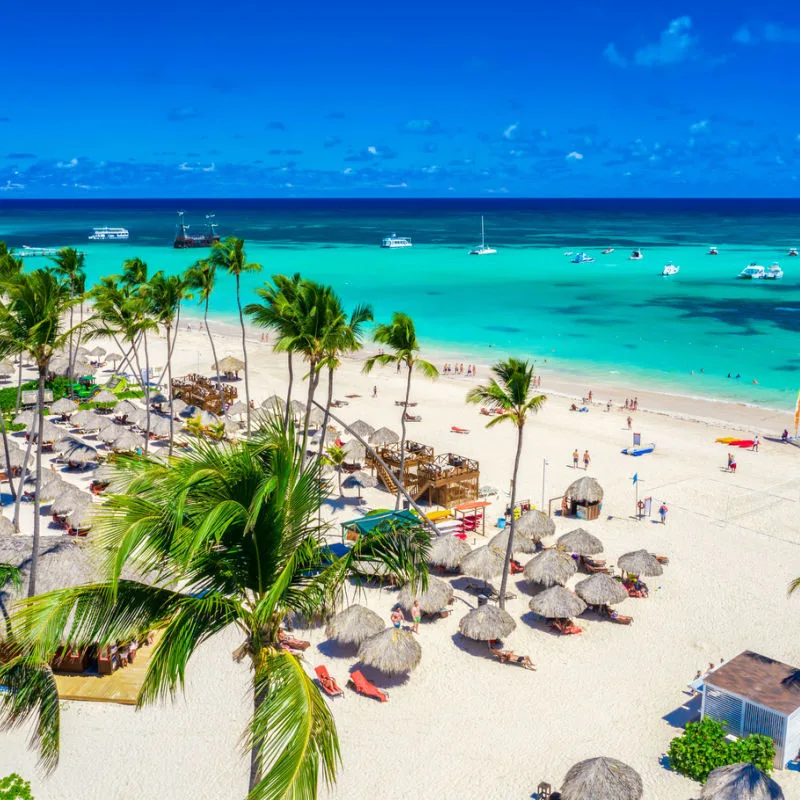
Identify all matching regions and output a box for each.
[460,545,504,583]
[701,763,784,800]
[61,439,99,466]
[227,400,248,416]
[289,399,306,418]
[528,585,587,619]
[0,445,26,471]
[92,389,118,405]
[342,471,377,499]
[523,549,577,589]
[369,426,399,445]
[97,425,123,444]
[0,361,14,377]
[427,535,471,570]
[560,757,643,800]
[397,575,454,615]
[110,430,144,453]
[216,355,245,374]
[69,409,101,430]
[21,472,64,501]
[0,515,15,536]
[171,398,188,417]
[575,573,628,605]
[357,627,421,674]
[113,399,140,418]
[50,489,92,517]
[490,529,539,555]
[458,604,516,641]
[106,353,122,366]
[13,410,35,427]
[261,394,285,413]
[350,419,375,438]
[325,604,384,647]
[557,528,604,555]
[50,397,78,416]
[344,442,366,464]
[88,346,106,359]
[27,419,64,443]
[515,509,556,541]
[65,505,94,532]
[617,550,664,577]
[565,476,604,504]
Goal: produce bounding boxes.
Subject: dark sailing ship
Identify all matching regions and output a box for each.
[173,211,221,249]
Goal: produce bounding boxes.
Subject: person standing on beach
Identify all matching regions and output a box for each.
[752,435,759,452]
[588,390,593,402]
[659,503,668,524]
[410,601,421,634]
[627,415,633,430]
[583,450,591,470]
[372,385,377,398]
[572,449,579,468]
[390,608,404,629]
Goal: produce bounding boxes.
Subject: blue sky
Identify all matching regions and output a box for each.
[2,1,799,197]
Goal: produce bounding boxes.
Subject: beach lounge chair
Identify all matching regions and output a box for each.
[278,631,311,651]
[348,669,388,702]
[451,426,470,434]
[581,556,610,574]
[551,618,582,635]
[314,665,344,698]
[609,613,633,625]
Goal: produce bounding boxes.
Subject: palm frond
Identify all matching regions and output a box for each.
[0,562,22,594]
[414,358,439,379]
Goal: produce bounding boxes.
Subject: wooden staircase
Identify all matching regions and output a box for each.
[374,460,399,493]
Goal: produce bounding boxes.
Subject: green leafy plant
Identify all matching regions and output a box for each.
[0,773,34,800]
[667,717,775,783]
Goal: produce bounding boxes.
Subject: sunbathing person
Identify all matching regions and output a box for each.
[601,605,633,624]
[552,617,582,635]
[277,629,311,651]
[488,641,535,670]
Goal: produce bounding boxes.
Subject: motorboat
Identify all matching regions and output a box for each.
[788,247,798,257]
[707,246,719,255]
[468,216,497,255]
[381,233,412,248]
[571,252,595,264]
[737,263,766,280]
[89,226,129,241]
[630,249,643,260]
[601,248,614,255]
[765,263,784,280]
[563,251,574,256]
[661,262,680,276]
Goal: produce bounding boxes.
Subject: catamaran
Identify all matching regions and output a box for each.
[89,226,129,241]
[738,263,766,280]
[661,262,680,276]
[469,216,496,255]
[765,263,784,280]
[381,233,412,248]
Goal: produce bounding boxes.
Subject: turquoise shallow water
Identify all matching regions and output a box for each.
[2,198,800,409]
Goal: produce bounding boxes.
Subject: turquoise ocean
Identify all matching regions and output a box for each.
[1,198,799,410]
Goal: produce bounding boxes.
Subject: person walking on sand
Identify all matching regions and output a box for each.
[372,385,377,398]
[752,435,759,452]
[588,390,593,403]
[410,600,421,634]
[727,452,737,473]
[583,450,591,470]
[572,449,579,469]
[627,415,633,430]
[659,502,668,524]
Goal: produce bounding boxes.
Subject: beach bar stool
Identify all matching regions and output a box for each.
[537,782,552,799]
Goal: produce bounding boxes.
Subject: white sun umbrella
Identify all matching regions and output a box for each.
[110,430,144,453]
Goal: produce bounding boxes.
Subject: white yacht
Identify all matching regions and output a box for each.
[765,263,784,280]
[661,262,680,276]
[630,248,643,260]
[708,246,719,255]
[469,216,497,255]
[571,252,595,264]
[89,226,129,241]
[738,263,766,280]
[381,233,412,248]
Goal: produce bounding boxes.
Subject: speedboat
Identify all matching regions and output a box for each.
[708,246,719,255]
[381,234,412,248]
[563,251,574,256]
[661,262,680,276]
[601,248,614,255]
[738,263,766,280]
[788,247,798,257]
[765,263,784,280]
[468,216,496,255]
[571,252,595,264]
[89,226,129,241]
[630,249,643,261]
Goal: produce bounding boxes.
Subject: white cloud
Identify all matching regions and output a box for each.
[56,157,78,169]
[178,161,215,172]
[385,182,408,188]
[284,182,293,188]
[202,162,215,172]
[566,151,584,160]
[503,123,518,140]
[367,145,378,155]
[735,22,800,45]
[604,43,628,67]
[343,167,353,175]
[0,180,24,191]
[421,165,438,173]
[690,120,709,133]
[733,25,753,45]
[634,16,697,66]
[178,162,193,171]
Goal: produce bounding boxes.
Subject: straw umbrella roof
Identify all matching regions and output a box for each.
[427,535,471,569]
[557,528,604,555]
[523,549,577,588]
[344,442,366,463]
[106,353,122,363]
[66,505,94,531]
[0,445,26,470]
[50,488,92,517]
[490,529,539,555]
[565,476,604,504]
[617,550,664,577]
[288,399,306,416]
[88,346,106,358]
[21,472,64,501]
[350,420,375,438]
[97,424,123,444]
[69,409,101,429]
[357,627,422,674]
[92,389,118,404]
[0,515,15,536]
[528,585,587,619]
[701,763,784,800]
[217,355,245,372]
[261,394,285,412]
[397,575,454,615]
[0,361,14,376]
[369,426,399,444]
[13,410,35,427]
[94,414,116,430]
[27,419,65,443]
[113,399,140,416]
[575,573,629,606]
[59,438,99,465]
[460,545,505,582]
[560,757,643,800]
[325,604,384,646]
[227,401,248,416]
[342,471,378,490]
[150,416,179,438]
[92,463,118,484]
[48,358,71,377]
[458,604,516,641]
[110,430,144,453]
[75,346,90,357]
[50,398,79,415]
[515,509,556,541]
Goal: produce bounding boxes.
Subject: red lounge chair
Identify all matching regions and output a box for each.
[551,619,582,635]
[315,665,344,698]
[348,669,388,702]
[451,426,470,434]
[509,559,524,575]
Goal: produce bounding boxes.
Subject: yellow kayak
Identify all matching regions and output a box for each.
[715,437,737,443]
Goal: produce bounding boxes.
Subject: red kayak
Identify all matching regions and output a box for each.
[729,439,754,448]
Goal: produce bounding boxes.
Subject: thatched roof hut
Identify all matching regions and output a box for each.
[575,573,628,605]
[325,604,384,646]
[349,420,375,438]
[369,426,399,445]
[0,445,26,471]
[113,399,140,417]
[97,425,123,444]
[617,550,664,577]
[357,627,421,674]
[560,757,643,800]
[515,510,556,541]
[150,416,180,438]
[397,575,454,615]
[557,528,604,555]
[27,420,64,443]
[427,535,471,569]
[217,355,245,373]
[528,585,587,619]
[88,346,106,358]
[65,505,94,531]
[458,604,516,641]
[701,763,784,800]
[564,476,604,504]
[490,529,539,555]
[460,545,504,582]
[59,437,98,465]
[13,410,35,427]
[523,549,577,589]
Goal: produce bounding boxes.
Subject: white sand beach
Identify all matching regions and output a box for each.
[1,319,799,800]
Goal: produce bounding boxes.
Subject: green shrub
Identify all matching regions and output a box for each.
[667,716,775,783]
[0,773,34,800]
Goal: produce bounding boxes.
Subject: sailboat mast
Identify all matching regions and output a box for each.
[481,215,485,248]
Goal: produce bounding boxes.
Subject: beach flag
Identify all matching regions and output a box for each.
[795,389,800,434]
[632,473,639,484]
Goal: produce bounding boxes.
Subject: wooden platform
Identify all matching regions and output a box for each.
[54,641,155,706]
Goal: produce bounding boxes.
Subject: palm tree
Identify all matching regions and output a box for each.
[466,358,546,609]
[185,258,224,408]
[148,272,189,455]
[208,238,261,433]
[0,419,429,797]
[245,273,302,429]
[322,444,346,495]
[0,269,78,596]
[363,313,438,508]
[50,248,85,398]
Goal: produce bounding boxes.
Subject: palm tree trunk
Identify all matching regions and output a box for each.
[165,324,175,456]
[13,430,34,530]
[338,467,343,495]
[67,297,75,399]
[316,364,335,459]
[205,299,224,408]
[14,358,23,414]
[0,408,17,501]
[235,275,252,433]
[300,359,319,459]
[142,330,151,455]
[395,362,413,510]
[28,365,46,597]
[283,353,294,429]
[498,423,525,610]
